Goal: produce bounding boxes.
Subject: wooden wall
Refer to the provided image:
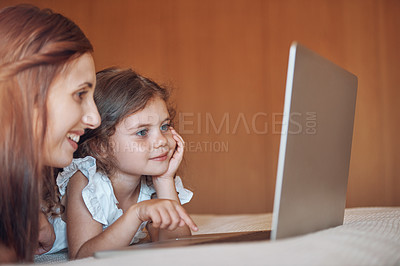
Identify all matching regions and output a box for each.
[1,0,399,214]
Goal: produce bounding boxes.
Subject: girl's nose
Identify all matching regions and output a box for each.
[82,102,101,129]
[153,131,168,149]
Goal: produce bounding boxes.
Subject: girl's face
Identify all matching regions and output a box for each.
[42,53,100,167]
[110,97,176,178]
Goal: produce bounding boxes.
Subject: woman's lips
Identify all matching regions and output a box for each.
[150,152,168,161]
[67,138,78,150]
[66,130,84,151]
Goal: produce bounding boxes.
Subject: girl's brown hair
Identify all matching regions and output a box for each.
[76,67,175,176]
[0,4,93,262]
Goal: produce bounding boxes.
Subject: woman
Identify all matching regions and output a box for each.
[0,5,100,262]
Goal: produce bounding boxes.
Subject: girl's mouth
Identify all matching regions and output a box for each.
[150,152,168,161]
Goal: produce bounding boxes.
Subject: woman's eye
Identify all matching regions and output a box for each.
[161,123,171,132]
[136,129,148,137]
[75,90,88,101]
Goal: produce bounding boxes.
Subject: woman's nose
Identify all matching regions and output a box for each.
[82,102,101,129]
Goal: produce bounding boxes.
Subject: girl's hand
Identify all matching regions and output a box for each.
[152,128,184,200]
[133,199,198,232]
[153,127,184,182]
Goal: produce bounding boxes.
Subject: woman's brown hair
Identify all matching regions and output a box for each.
[0,4,93,262]
[76,68,175,177]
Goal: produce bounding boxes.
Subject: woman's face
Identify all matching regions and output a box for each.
[42,53,100,167]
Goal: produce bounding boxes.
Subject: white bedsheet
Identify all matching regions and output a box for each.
[34,207,400,265]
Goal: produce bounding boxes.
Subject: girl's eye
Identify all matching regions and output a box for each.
[160,123,171,132]
[136,129,148,137]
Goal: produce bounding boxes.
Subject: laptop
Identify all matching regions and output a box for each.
[95,42,358,258]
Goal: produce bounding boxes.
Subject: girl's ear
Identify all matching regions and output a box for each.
[105,139,116,155]
[88,138,109,158]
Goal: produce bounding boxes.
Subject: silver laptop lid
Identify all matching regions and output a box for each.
[271,42,358,240]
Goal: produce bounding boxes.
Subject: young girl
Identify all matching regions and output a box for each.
[48,68,198,258]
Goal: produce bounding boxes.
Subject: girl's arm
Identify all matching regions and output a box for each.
[66,171,143,259]
[35,211,55,255]
[148,178,192,241]
[151,128,193,241]
[66,171,197,259]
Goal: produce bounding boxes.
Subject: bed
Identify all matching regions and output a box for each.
[34,207,400,265]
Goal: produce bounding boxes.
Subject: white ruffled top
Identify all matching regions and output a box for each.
[47,156,193,254]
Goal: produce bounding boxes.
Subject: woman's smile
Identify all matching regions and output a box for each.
[66,131,84,150]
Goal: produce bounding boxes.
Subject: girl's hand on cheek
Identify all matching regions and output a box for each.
[153,127,184,182]
[132,199,198,232]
